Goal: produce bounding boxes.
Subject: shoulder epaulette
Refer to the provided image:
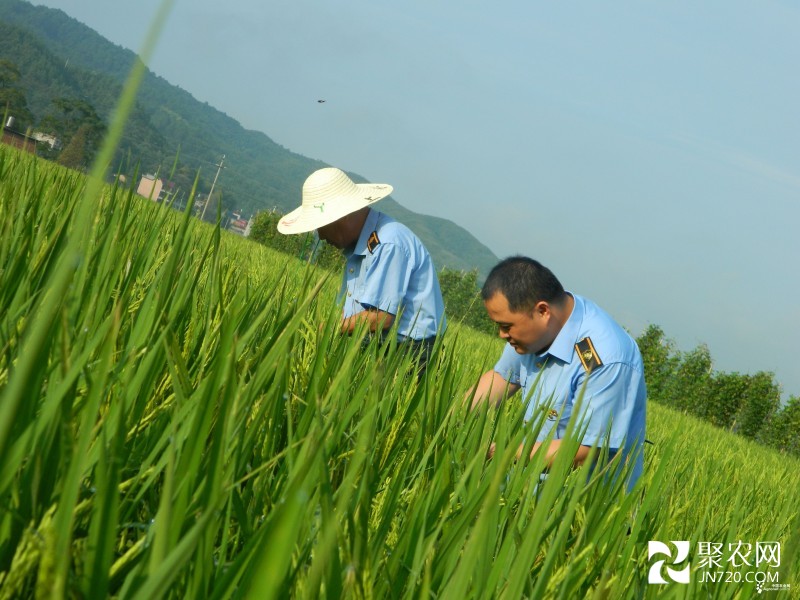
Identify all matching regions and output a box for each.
[367,230,380,254]
[575,337,603,374]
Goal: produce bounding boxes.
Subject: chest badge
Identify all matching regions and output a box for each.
[575,337,603,374]
[367,230,380,254]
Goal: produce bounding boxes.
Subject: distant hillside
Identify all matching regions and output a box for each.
[0,0,498,277]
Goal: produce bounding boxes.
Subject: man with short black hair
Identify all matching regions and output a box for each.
[471,256,646,489]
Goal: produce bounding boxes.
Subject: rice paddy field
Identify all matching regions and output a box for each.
[1,144,799,599]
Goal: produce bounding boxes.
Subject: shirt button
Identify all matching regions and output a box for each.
[536,362,544,369]
[349,268,354,273]
[347,292,352,297]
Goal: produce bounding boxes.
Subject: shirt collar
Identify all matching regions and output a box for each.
[348,208,380,257]
[538,292,583,363]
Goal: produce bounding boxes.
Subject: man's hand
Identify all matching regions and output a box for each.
[526,440,593,467]
[485,440,593,468]
[340,308,395,335]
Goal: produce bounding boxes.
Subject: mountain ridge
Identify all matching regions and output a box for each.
[0,0,499,277]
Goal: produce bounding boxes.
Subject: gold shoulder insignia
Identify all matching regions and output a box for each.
[575,337,603,374]
[367,231,380,254]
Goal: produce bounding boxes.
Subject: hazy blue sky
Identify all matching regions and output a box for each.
[34,1,800,398]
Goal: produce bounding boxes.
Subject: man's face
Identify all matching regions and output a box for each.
[484,292,551,354]
[317,217,350,249]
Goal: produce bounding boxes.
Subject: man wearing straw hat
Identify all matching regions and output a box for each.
[469,256,646,491]
[278,167,446,374]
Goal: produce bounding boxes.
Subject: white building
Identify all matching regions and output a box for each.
[137,174,164,201]
[31,132,62,150]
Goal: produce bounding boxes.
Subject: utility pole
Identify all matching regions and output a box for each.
[201,154,226,220]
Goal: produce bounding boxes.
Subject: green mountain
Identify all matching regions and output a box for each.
[0,0,498,277]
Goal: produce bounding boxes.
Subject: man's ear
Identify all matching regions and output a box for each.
[534,301,550,318]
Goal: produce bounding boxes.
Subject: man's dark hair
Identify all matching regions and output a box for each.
[481,256,566,312]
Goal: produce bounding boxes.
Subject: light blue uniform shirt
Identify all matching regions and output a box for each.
[493,293,647,489]
[340,209,446,341]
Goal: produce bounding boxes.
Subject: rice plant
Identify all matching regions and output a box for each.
[1,7,799,591]
[1,142,798,599]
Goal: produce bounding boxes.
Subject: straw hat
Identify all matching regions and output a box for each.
[277,167,393,234]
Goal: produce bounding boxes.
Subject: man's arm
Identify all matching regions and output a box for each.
[524,439,593,466]
[467,369,520,410]
[487,438,594,463]
[340,308,395,335]
[348,242,407,334]
[518,362,641,468]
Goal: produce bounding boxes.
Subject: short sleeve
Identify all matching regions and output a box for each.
[355,243,410,315]
[573,362,645,449]
[493,343,522,385]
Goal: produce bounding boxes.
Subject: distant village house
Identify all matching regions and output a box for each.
[228,211,252,237]
[31,131,62,150]
[1,117,36,154]
[136,174,164,202]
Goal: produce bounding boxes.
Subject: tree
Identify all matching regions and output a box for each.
[39,97,105,166]
[733,371,781,441]
[0,59,34,128]
[57,123,89,169]
[703,372,746,429]
[637,324,791,451]
[438,267,494,335]
[665,344,713,414]
[635,325,679,403]
[765,396,800,456]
